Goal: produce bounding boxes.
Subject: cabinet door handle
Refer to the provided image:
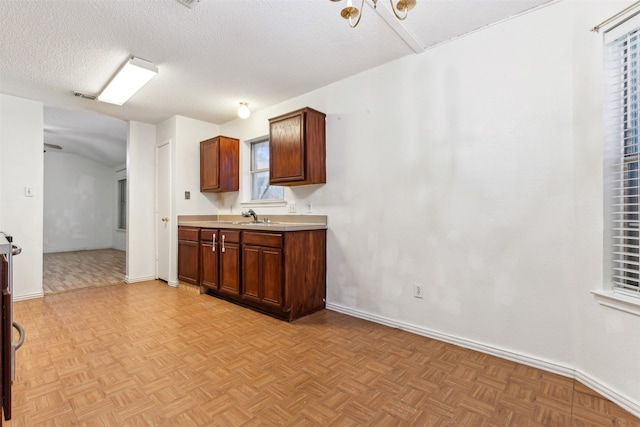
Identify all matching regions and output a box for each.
[222,235,226,253]
[213,234,216,252]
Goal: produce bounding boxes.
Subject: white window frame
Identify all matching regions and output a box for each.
[241,136,285,207]
[598,12,640,315]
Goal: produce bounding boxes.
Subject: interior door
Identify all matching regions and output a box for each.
[156,140,171,282]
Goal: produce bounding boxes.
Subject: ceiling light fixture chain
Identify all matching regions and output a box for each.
[330,0,416,28]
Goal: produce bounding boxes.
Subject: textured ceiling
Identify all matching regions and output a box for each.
[0,0,554,165]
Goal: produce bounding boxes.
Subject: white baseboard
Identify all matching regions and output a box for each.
[574,369,640,418]
[44,245,117,254]
[13,291,44,301]
[325,302,640,419]
[124,275,156,284]
[167,280,179,287]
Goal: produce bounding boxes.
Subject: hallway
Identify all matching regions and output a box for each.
[43,249,125,294]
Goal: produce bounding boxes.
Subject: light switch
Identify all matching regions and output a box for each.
[185,191,190,200]
[24,187,33,197]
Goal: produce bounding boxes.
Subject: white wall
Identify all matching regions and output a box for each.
[0,94,44,300]
[218,0,640,414]
[113,163,126,251]
[175,116,220,215]
[126,121,156,283]
[43,151,115,253]
[159,115,220,285]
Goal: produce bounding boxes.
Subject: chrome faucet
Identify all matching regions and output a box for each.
[241,209,259,223]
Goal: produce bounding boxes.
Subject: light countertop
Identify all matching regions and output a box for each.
[178,214,327,232]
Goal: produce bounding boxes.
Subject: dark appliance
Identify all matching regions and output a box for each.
[0,233,24,422]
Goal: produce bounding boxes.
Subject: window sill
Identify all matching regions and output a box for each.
[240,200,287,208]
[591,290,640,317]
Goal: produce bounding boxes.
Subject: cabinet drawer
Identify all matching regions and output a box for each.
[242,232,283,248]
[200,228,217,242]
[219,230,241,243]
[178,227,200,242]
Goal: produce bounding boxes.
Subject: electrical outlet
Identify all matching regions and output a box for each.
[414,283,424,299]
[185,191,190,200]
[288,202,296,213]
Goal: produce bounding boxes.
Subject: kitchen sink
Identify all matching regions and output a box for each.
[213,220,280,226]
[231,221,278,225]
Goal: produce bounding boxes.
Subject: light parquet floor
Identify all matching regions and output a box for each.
[7,280,640,426]
[43,249,125,294]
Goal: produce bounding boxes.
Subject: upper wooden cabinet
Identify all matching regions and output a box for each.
[268,107,326,186]
[200,136,239,192]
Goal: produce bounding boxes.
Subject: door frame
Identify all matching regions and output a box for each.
[155,138,178,286]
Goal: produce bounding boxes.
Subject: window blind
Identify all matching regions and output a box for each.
[606,28,640,296]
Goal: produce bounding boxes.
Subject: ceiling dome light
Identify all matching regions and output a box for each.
[237,102,251,119]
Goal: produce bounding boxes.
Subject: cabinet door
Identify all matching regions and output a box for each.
[219,242,240,295]
[242,245,261,302]
[200,138,219,191]
[218,137,240,191]
[177,240,199,285]
[262,248,283,307]
[200,241,218,290]
[269,112,305,183]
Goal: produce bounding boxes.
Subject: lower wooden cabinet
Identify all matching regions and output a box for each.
[262,249,283,306]
[200,229,218,290]
[242,232,283,309]
[279,229,326,320]
[241,229,326,320]
[187,226,326,321]
[178,227,199,285]
[200,229,241,297]
[241,245,261,301]
[219,231,241,296]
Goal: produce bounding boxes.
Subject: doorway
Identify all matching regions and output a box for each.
[42,106,127,294]
[156,139,171,283]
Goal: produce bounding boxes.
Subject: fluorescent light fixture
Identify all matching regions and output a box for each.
[98,57,158,105]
